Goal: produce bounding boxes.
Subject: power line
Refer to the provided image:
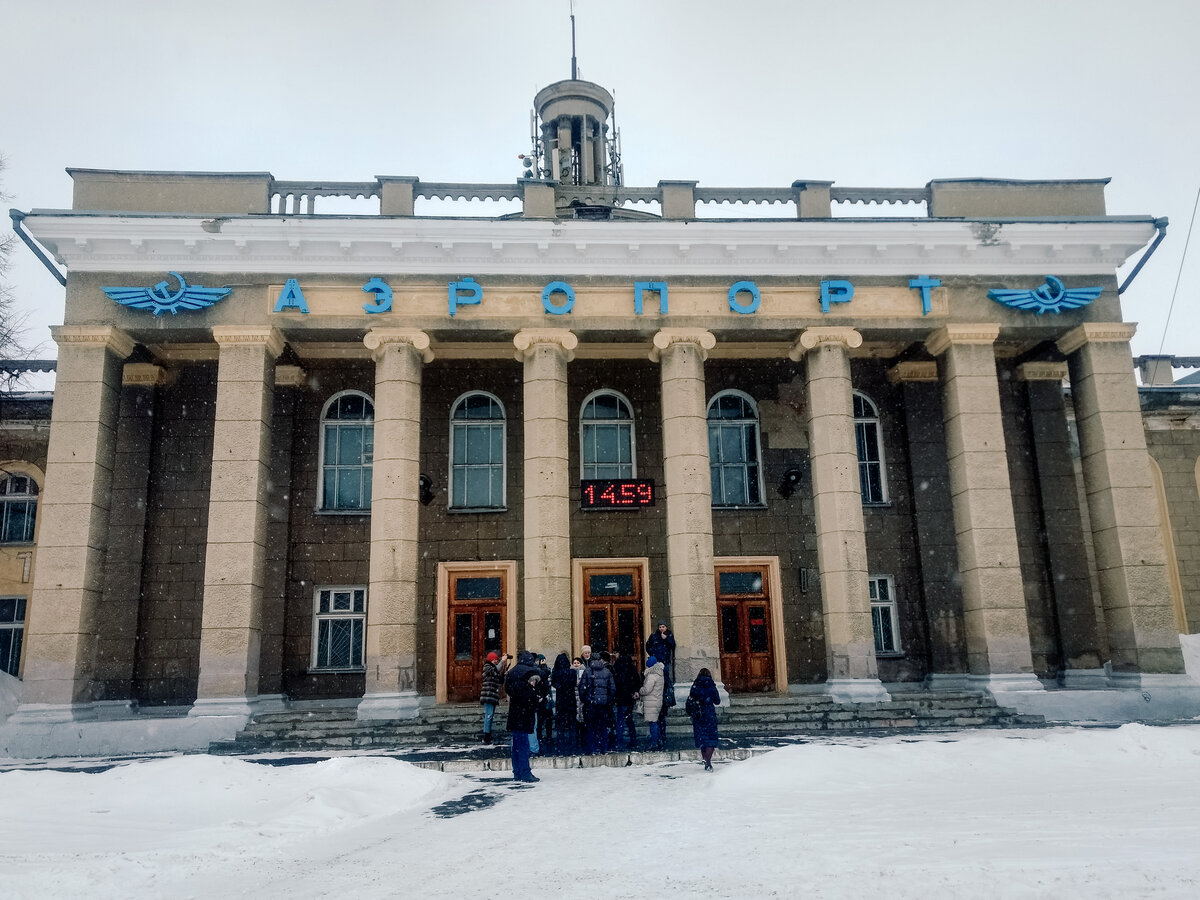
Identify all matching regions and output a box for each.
[1159,181,1200,355]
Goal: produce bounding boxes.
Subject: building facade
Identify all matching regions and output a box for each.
[3,77,1198,753]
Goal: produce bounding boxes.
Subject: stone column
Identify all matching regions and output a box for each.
[1017,361,1106,686]
[14,326,134,718]
[791,328,888,702]
[94,362,165,707]
[514,329,577,658]
[192,327,284,717]
[652,328,722,692]
[1058,324,1185,677]
[358,329,432,720]
[926,325,1040,690]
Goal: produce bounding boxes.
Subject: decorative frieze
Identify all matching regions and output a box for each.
[1056,322,1138,356]
[925,323,1000,357]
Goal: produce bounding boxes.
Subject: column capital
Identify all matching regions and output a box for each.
[514,328,578,362]
[363,328,433,362]
[50,325,135,359]
[925,323,1000,357]
[1056,322,1138,356]
[789,326,862,360]
[1016,361,1068,382]
[122,362,169,387]
[274,364,308,388]
[886,360,939,384]
[649,328,716,362]
[212,325,286,358]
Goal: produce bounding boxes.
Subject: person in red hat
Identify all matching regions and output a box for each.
[479,650,510,744]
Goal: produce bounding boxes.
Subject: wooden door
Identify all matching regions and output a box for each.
[446,569,507,702]
[582,565,644,665]
[715,566,775,692]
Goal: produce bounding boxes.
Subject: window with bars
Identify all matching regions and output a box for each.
[449,392,506,510]
[319,392,374,512]
[580,390,636,480]
[707,390,765,507]
[311,587,367,671]
[0,474,38,544]
[869,575,901,655]
[0,596,26,677]
[854,392,888,504]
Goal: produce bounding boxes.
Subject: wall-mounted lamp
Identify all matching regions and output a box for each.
[777,467,804,499]
[419,473,436,506]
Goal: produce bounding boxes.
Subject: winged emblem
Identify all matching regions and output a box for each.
[103,272,232,316]
[988,275,1102,315]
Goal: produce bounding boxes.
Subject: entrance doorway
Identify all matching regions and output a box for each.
[579,563,646,665]
[715,564,776,692]
[438,563,515,703]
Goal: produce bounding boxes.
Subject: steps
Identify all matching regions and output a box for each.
[208,690,1045,756]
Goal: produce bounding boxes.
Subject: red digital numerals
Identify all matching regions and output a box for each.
[580,480,655,509]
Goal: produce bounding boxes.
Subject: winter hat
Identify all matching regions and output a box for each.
[646,656,658,668]
[486,652,499,663]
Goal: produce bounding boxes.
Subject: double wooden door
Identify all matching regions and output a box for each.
[446,568,507,702]
[581,564,644,663]
[715,564,775,692]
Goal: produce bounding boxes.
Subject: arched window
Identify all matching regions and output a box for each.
[450,392,506,510]
[580,390,636,480]
[707,390,765,507]
[319,391,374,512]
[854,391,888,504]
[0,473,38,543]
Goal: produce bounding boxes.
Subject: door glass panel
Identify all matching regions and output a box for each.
[720,605,740,653]
[748,605,769,652]
[719,571,764,595]
[615,608,637,657]
[456,577,502,600]
[588,608,610,653]
[589,574,634,596]
[483,611,502,655]
[454,613,473,660]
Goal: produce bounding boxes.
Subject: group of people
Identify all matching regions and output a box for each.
[481,623,722,782]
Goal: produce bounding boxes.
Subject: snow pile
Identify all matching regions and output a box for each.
[2,726,1199,898]
[0,670,19,723]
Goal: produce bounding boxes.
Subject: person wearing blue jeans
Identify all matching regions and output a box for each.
[505,650,541,783]
[479,652,509,745]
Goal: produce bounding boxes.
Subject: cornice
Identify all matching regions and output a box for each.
[887,361,939,384]
[24,214,1158,278]
[1016,361,1069,382]
[122,362,169,387]
[925,324,1001,357]
[211,325,286,358]
[50,325,136,359]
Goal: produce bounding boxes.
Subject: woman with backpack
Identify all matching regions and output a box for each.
[687,667,721,771]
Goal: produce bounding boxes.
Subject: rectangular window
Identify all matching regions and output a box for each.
[855,420,886,504]
[0,500,35,544]
[709,421,762,507]
[0,596,26,677]
[869,576,901,655]
[312,587,367,671]
[451,421,505,509]
[322,423,373,511]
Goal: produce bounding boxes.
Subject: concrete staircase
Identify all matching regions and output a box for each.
[208,689,1044,757]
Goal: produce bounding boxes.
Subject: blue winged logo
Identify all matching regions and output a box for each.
[103,272,232,316]
[988,275,1102,315]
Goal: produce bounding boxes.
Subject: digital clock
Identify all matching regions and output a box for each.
[580,479,656,509]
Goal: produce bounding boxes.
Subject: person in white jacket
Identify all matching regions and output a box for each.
[639,656,666,750]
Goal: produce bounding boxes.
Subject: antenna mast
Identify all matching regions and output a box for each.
[570,0,578,79]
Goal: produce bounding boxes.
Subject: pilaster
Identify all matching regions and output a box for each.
[1058,323,1185,674]
[925,324,1039,687]
[653,328,722,689]
[793,327,888,701]
[515,329,577,657]
[358,329,432,720]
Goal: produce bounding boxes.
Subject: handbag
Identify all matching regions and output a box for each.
[685,695,700,718]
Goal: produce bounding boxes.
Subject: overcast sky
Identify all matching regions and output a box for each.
[4,0,1199,374]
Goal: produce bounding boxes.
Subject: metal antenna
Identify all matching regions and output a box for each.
[570,0,577,79]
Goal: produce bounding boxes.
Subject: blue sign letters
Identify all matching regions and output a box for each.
[728,281,761,314]
[448,278,482,317]
[274,279,309,314]
[634,281,668,315]
[819,280,854,314]
[543,281,575,315]
[908,276,941,316]
[362,277,393,314]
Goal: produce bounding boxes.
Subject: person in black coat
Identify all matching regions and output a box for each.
[612,653,641,749]
[551,653,578,754]
[505,650,540,782]
[534,653,553,748]
[688,667,721,771]
[579,654,616,754]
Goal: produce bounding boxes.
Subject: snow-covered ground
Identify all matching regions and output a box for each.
[3,724,1199,899]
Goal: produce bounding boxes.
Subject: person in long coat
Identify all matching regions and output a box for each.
[612,653,641,749]
[551,653,578,754]
[638,656,666,750]
[505,650,540,782]
[688,667,721,771]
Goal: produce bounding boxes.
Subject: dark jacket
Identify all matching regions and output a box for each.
[579,657,616,707]
[479,656,509,706]
[505,650,540,733]
[646,630,676,672]
[612,655,641,705]
[689,672,721,749]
